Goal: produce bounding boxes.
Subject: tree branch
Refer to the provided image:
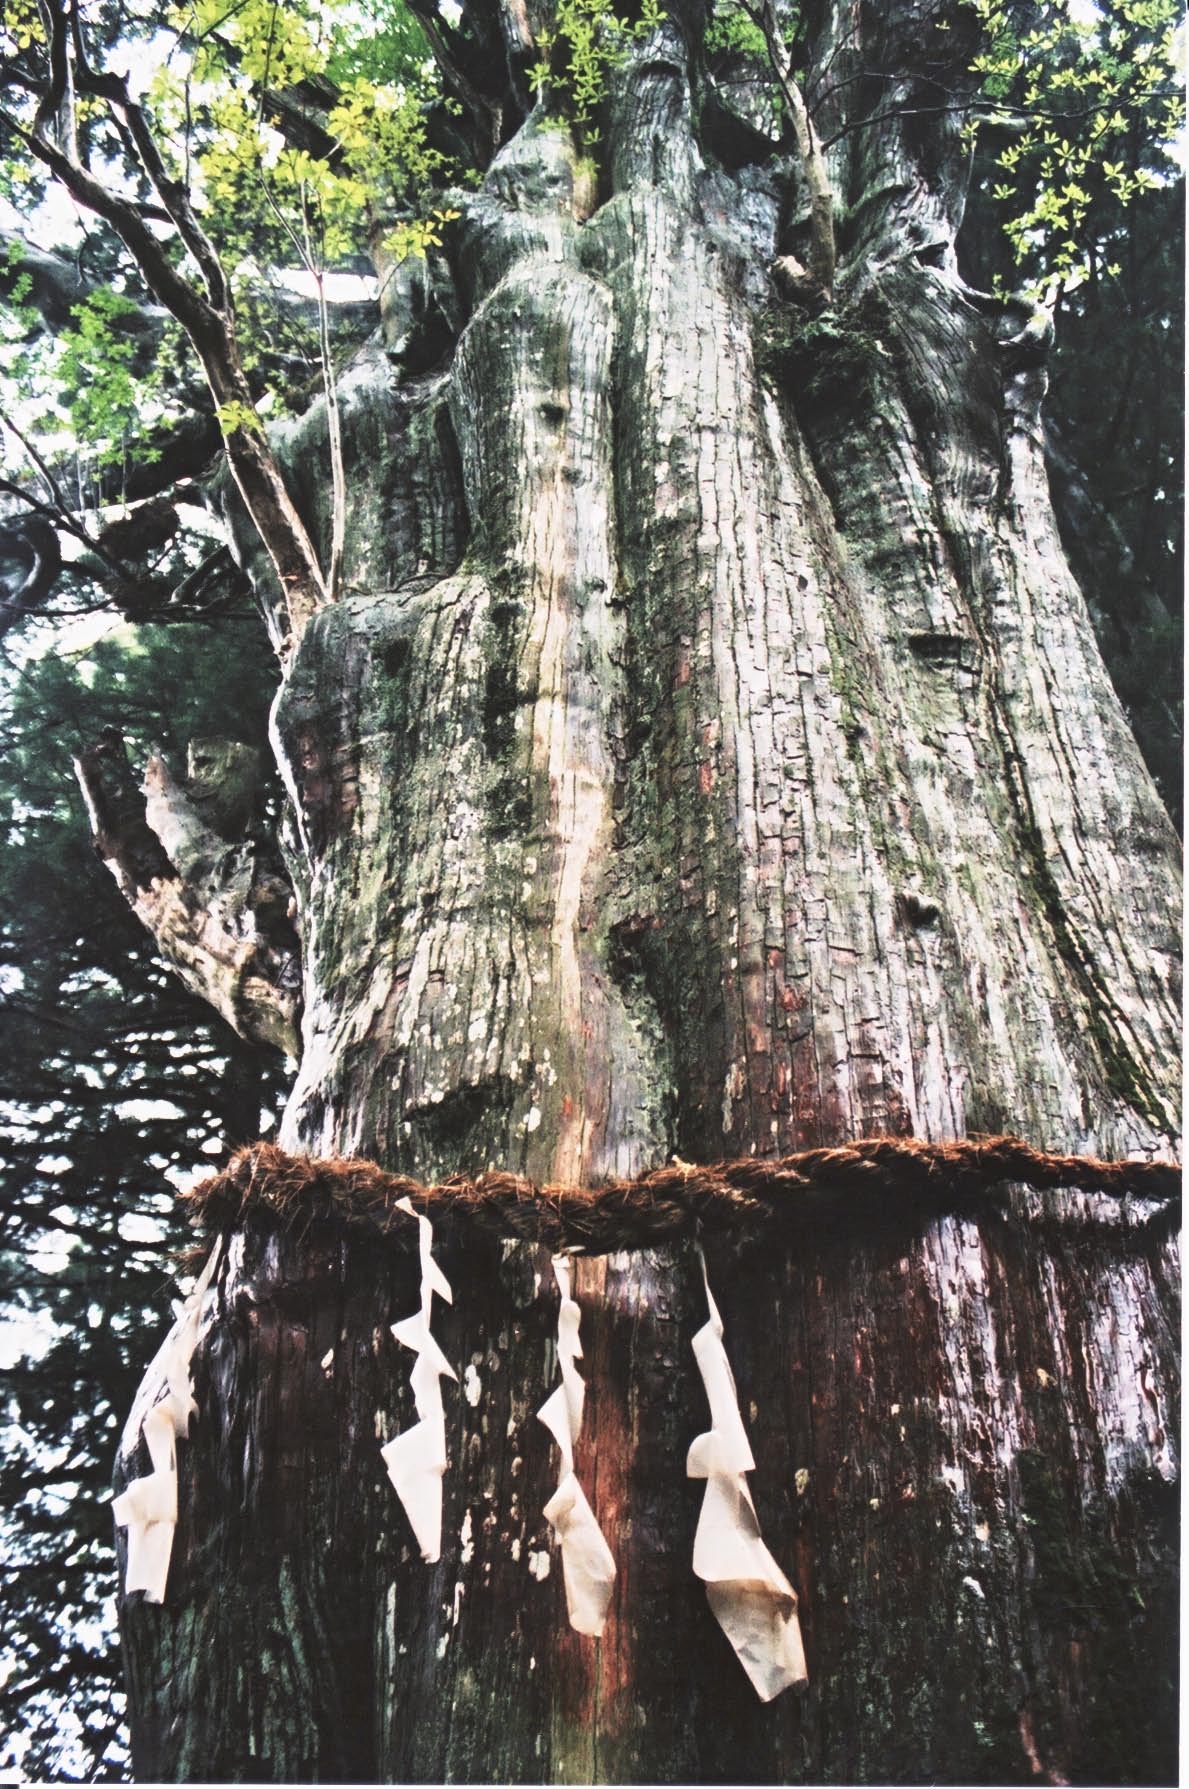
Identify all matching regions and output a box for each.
[75,731,301,1056]
[806,62,1182,144]
[742,0,835,300]
[6,0,330,644]
[403,0,504,155]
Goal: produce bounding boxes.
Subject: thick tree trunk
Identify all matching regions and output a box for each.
[116,1,1180,1781]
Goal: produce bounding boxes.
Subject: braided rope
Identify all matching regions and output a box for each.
[184,1136,1181,1255]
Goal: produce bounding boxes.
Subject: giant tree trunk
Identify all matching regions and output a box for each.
[115,0,1181,1780]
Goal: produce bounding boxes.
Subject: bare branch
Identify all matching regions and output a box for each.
[75,732,301,1055]
[741,0,835,300]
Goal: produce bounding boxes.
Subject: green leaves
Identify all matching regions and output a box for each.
[324,0,433,91]
[213,397,264,437]
[967,0,1184,296]
[706,2,772,59]
[159,0,453,278]
[328,75,454,212]
[57,290,162,469]
[529,0,665,136]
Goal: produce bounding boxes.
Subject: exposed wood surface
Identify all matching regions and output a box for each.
[75,734,300,1055]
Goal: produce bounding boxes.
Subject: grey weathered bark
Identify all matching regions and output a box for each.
[105,0,1179,1781]
[75,733,301,1057]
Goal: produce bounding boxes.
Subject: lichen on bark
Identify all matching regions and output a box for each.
[104,0,1180,1780]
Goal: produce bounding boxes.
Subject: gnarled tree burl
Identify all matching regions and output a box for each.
[57,0,1181,1778]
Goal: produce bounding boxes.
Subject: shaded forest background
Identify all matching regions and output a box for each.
[0,0,1182,1774]
[0,622,289,1777]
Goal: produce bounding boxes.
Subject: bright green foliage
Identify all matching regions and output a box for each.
[152,0,453,276]
[705,0,779,60]
[0,0,46,207]
[327,76,451,196]
[214,397,265,438]
[529,0,665,132]
[56,290,164,468]
[2,239,33,311]
[324,0,435,89]
[1,268,181,499]
[968,0,1184,294]
[383,205,463,263]
[0,0,40,52]
[324,77,460,263]
[0,0,464,458]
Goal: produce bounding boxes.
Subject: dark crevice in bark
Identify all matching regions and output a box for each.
[897,330,1181,1143]
[105,1,1181,1777]
[699,80,784,172]
[1044,422,1184,832]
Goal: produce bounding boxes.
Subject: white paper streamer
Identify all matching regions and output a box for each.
[113,1237,223,1604]
[381,1195,457,1562]
[537,1255,616,1637]
[687,1249,807,1701]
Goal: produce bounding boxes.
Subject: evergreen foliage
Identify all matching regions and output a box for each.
[0,617,288,1781]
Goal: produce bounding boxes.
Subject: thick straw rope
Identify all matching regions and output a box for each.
[184,1137,1180,1255]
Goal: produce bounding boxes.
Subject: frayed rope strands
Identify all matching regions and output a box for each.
[183,1137,1181,1255]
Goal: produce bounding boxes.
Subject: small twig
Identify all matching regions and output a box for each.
[740,0,835,298]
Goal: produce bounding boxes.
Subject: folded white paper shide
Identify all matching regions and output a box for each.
[113,1236,223,1604]
[538,1255,617,1637]
[687,1252,808,1702]
[382,1195,457,1563]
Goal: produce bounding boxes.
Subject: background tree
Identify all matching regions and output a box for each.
[0,619,286,1782]
[0,0,1181,1780]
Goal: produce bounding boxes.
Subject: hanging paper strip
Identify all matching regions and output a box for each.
[537,1255,617,1637]
[687,1248,808,1701]
[112,1236,223,1603]
[381,1195,457,1563]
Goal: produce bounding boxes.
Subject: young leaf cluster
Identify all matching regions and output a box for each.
[0,252,182,506]
[968,0,1184,294]
[529,0,665,134]
[154,0,455,279]
[56,289,166,468]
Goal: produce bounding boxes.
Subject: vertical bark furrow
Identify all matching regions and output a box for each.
[120,3,1180,1779]
[275,123,674,1182]
[771,260,1180,1153]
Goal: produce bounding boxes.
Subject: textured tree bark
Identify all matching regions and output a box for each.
[75,734,301,1057]
[114,0,1180,1781]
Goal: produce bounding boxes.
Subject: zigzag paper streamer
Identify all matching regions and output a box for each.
[381,1195,457,1562]
[687,1247,807,1701]
[537,1255,616,1636]
[113,1237,223,1603]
